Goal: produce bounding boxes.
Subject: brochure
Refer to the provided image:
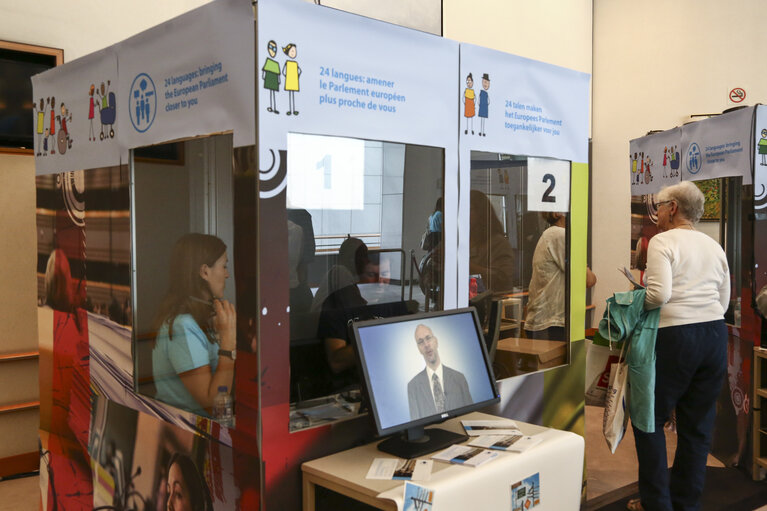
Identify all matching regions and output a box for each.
[366,458,432,481]
[468,434,542,452]
[431,445,499,467]
[404,482,434,511]
[619,266,644,289]
[511,473,541,511]
[461,419,521,436]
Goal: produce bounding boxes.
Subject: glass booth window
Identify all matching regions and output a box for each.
[131,134,237,422]
[470,151,571,380]
[287,133,444,423]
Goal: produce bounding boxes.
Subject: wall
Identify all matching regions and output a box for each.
[591,0,767,319]
[0,154,38,464]
[443,1,593,76]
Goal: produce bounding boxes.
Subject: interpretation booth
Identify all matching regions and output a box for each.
[627,105,767,477]
[33,0,591,508]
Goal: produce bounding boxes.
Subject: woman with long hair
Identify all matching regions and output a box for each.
[164,452,212,511]
[152,234,236,417]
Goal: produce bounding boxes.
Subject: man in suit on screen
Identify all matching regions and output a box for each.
[407,323,472,420]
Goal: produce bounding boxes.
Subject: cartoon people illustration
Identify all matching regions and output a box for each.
[463,73,475,135]
[644,156,653,184]
[759,129,767,166]
[88,84,96,141]
[57,102,73,154]
[662,146,668,178]
[282,43,301,116]
[638,152,645,184]
[478,73,490,137]
[632,152,638,183]
[668,145,679,177]
[49,96,56,154]
[98,80,116,139]
[43,128,49,156]
[97,80,116,140]
[34,98,45,155]
[262,40,281,114]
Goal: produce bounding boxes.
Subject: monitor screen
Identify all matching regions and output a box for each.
[0,48,58,149]
[351,307,499,457]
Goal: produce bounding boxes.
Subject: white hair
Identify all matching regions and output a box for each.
[657,181,705,224]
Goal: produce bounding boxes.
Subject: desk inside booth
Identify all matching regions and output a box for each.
[494,337,568,376]
[301,412,584,511]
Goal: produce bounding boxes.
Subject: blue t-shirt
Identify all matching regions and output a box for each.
[152,314,219,416]
[429,210,443,233]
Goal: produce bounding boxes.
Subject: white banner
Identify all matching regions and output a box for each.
[116,0,254,155]
[257,0,460,305]
[257,0,458,171]
[32,49,120,175]
[754,105,767,211]
[33,0,254,175]
[458,44,590,164]
[680,106,754,184]
[628,127,682,195]
[456,44,589,301]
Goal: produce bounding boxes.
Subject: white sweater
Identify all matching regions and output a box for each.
[644,228,730,328]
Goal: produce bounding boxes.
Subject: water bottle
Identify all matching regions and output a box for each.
[213,386,234,427]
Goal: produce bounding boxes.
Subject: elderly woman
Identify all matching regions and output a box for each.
[629,182,730,511]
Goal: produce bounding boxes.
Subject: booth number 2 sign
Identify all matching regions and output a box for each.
[527,158,571,212]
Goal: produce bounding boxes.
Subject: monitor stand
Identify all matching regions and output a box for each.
[377,426,467,459]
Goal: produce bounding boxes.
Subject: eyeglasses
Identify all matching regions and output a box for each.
[656,200,675,208]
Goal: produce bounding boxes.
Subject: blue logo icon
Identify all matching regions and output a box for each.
[129,73,157,132]
[686,142,702,174]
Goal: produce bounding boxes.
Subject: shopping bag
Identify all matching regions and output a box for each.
[602,298,630,453]
[603,354,629,453]
[585,339,622,406]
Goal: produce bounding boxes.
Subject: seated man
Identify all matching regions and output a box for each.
[407,323,472,420]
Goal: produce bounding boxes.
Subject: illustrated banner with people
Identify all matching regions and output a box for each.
[31,49,119,175]
[629,106,755,195]
[116,0,254,154]
[680,106,753,185]
[257,0,460,300]
[456,43,589,301]
[458,43,590,164]
[628,127,682,195]
[32,0,255,176]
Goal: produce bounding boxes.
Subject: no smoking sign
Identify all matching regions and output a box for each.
[729,87,746,103]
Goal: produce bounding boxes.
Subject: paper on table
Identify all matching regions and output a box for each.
[366,458,433,481]
[468,434,542,452]
[366,458,400,480]
[461,419,520,436]
[431,445,499,467]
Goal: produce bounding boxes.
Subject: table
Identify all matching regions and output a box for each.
[301,412,584,511]
[494,337,567,376]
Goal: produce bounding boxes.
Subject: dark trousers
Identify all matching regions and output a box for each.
[633,320,727,511]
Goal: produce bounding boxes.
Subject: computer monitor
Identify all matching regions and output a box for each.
[350,307,500,458]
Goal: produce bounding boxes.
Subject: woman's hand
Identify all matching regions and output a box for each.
[213,299,237,351]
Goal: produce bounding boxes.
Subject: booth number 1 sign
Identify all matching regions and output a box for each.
[527,158,571,212]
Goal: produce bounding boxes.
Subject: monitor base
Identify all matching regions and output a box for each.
[377,428,467,459]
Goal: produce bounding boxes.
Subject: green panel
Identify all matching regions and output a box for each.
[542,339,585,436]
[569,161,589,343]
